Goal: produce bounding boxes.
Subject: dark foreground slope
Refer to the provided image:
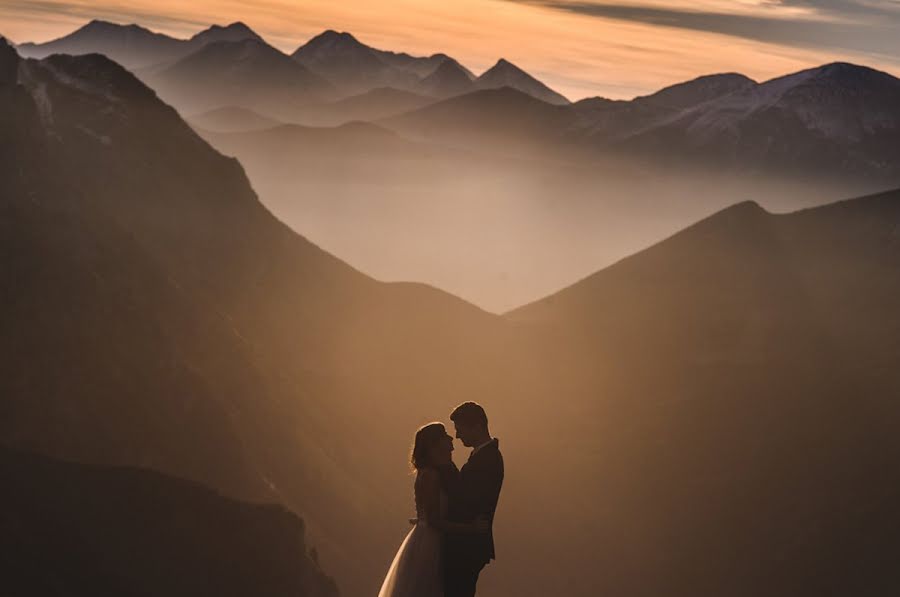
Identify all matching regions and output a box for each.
[0,447,337,597]
[507,189,900,597]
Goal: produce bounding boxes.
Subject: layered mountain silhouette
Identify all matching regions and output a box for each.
[291,30,478,98]
[18,19,900,184]
[381,86,578,156]
[17,19,260,68]
[474,57,570,105]
[292,30,418,94]
[577,63,900,180]
[188,105,284,133]
[0,447,337,597]
[294,87,437,127]
[145,38,336,118]
[417,58,476,97]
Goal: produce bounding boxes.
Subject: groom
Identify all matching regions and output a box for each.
[443,402,505,597]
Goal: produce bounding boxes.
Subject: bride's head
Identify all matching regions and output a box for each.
[411,422,454,470]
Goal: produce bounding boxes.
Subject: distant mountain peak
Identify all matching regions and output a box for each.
[418,57,475,97]
[190,21,263,44]
[181,37,283,62]
[302,29,366,51]
[84,18,119,29]
[488,57,523,73]
[719,199,767,217]
[640,72,757,109]
[219,21,254,32]
[321,29,358,40]
[762,61,899,92]
[475,57,570,105]
[80,19,149,34]
[808,61,894,83]
[816,61,870,74]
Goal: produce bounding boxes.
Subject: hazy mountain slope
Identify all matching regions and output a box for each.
[1,44,270,500]
[572,73,757,141]
[0,447,337,597]
[381,86,578,156]
[201,85,868,314]
[375,50,473,80]
[291,30,468,96]
[474,58,569,105]
[2,40,508,596]
[291,30,418,95]
[199,121,429,163]
[16,19,184,67]
[16,19,261,69]
[147,38,336,118]
[294,87,436,126]
[188,105,284,132]
[637,72,757,110]
[504,189,900,596]
[416,58,475,97]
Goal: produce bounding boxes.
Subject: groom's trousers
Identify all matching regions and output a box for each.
[444,561,486,597]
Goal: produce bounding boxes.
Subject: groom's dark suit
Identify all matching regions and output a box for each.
[443,438,504,597]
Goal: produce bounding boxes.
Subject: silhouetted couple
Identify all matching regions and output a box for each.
[378,402,504,597]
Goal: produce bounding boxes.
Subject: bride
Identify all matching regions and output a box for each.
[378,422,488,597]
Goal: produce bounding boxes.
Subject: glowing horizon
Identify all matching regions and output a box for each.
[2,0,899,100]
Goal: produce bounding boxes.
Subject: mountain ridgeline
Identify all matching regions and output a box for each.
[5,24,900,597]
[16,20,900,183]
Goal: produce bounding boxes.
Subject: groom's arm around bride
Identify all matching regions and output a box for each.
[443,402,505,597]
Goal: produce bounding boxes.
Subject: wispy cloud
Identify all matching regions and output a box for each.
[507,0,900,61]
[771,0,900,21]
[1,0,214,38]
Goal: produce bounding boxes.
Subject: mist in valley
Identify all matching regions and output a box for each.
[195,116,886,312]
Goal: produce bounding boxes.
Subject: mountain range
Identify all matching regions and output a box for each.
[5,24,900,597]
[16,20,569,115]
[144,37,337,119]
[18,19,900,185]
[582,63,900,179]
[16,19,261,68]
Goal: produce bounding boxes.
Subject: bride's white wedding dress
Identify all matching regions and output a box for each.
[378,469,446,597]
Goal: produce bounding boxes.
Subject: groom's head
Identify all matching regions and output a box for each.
[450,401,491,448]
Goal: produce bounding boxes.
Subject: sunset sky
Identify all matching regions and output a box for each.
[3,0,900,99]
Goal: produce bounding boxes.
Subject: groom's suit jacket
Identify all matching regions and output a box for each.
[445,438,504,567]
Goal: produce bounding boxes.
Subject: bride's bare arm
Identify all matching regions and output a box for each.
[417,469,489,534]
